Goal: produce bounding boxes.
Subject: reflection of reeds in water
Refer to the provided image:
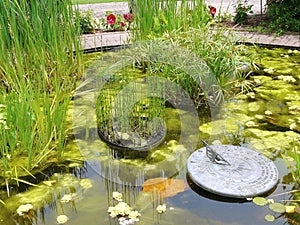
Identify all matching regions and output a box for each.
[96,63,166,150]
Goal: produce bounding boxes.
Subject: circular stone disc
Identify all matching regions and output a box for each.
[187,145,279,198]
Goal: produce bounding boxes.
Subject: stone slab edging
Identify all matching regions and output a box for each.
[78,1,299,51]
[80,30,300,52]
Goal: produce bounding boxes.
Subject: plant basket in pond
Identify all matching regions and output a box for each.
[97,118,167,152]
[96,67,167,153]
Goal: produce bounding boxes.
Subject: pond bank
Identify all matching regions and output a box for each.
[80,29,300,52]
[78,2,300,51]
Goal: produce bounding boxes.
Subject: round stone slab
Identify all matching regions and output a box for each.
[187,145,279,198]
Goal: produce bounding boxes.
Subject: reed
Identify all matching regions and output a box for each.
[284,143,300,185]
[131,0,211,40]
[0,0,82,184]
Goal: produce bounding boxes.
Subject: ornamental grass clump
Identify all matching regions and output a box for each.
[126,28,255,107]
[0,0,82,191]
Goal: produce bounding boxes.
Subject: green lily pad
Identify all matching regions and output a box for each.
[265,214,275,222]
[269,202,286,213]
[253,197,268,206]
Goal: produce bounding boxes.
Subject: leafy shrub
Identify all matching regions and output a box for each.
[75,10,99,34]
[233,0,253,25]
[266,0,300,32]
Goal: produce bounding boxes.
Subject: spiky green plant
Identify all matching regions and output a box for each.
[284,142,300,185]
[0,0,82,187]
[132,0,211,40]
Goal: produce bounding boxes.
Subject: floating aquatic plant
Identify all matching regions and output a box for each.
[156,204,167,214]
[113,191,123,202]
[57,215,69,224]
[16,204,34,216]
[60,194,76,203]
[252,193,300,223]
[108,192,141,225]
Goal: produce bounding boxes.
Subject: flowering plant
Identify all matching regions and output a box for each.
[100,11,134,31]
[209,6,217,18]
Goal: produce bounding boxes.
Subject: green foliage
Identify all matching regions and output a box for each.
[0,0,82,184]
[264,214,275,222]
[233,0,253,25]
[269,202,286,213]
[253,194,300,223]
[132,0,211,40]
[253,196,268,206]
[75,10,99,34]
[100,11,134,31]
[283,143,300,185]
[266,0,300,32]
[73,0,124,4]
[126,28,255,107]
[74,10,134,34]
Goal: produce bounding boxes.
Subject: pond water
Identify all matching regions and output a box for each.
[0,47,299,225]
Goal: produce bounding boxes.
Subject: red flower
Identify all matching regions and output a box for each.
[107,14,116,25]
[123,13,134,22]
[209,6,217,17]
[119,21,126,27]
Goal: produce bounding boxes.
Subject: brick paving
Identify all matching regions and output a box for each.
[78,1,300,51]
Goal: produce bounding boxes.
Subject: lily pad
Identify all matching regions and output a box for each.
[253,197,268,206]
[269,202,286,213]
[265,214,275,222]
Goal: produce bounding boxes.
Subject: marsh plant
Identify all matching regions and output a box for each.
[127,29,256,107]
[0,0,82,192]
[131,0,211,40]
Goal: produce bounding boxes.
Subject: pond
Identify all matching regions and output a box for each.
[0,47,299,225]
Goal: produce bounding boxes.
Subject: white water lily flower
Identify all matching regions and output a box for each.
[112,191,123,201]
[156,204,167,213]
[128,210,141,219]
[108,206,118,218]
[264,110,272,115]
[17,203,33,216]
[289,122,296,130]
[108,202,131,217]
[57,215,69,224]
[60,194,73,203]
[277,75,296,83]
[79,178,93,189]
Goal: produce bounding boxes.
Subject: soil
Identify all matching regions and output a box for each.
[218,14,274,32]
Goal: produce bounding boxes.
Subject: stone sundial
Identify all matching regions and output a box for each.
[187,144,279,198]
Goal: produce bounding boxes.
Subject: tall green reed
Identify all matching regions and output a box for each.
[284,142,300,185]
[0,0,82,185]
[132,0,211,40]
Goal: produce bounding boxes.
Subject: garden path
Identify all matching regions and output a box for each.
[78,1,300,51]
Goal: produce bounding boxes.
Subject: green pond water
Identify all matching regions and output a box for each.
[0,47,299,225]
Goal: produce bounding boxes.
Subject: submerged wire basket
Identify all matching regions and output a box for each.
[96,67,167,152]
